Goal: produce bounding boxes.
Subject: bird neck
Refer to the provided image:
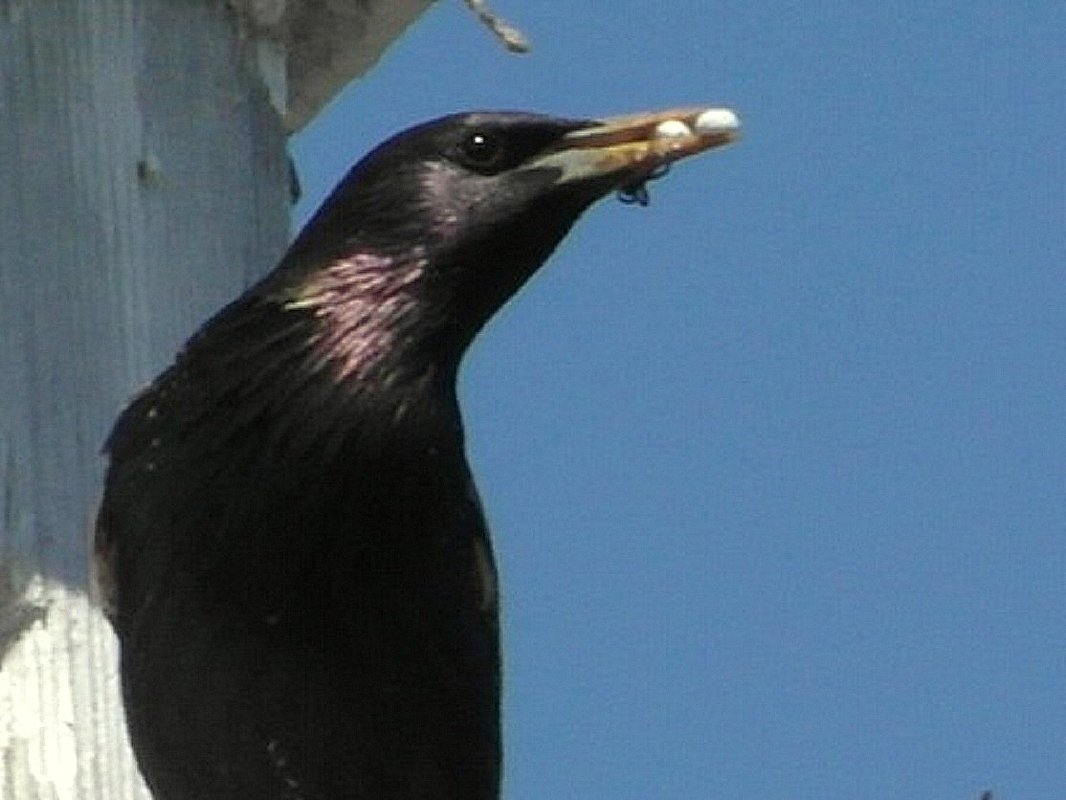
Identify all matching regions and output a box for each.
[185,254,467,467]
[286,249,469,391]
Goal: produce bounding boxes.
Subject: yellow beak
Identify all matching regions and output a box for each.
[531,106,741,186]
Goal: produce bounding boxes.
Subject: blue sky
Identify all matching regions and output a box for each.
[291,3,1064,798]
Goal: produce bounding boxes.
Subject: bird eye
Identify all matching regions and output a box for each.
[457,130,506,171]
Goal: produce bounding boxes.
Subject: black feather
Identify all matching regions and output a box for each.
[96,111,660,799]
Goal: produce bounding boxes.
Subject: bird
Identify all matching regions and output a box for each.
[94,106,739,800]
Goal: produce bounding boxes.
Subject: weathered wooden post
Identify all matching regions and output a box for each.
[0,2,433,796]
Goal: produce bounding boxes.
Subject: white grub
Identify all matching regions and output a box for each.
[654,119,692,139]
[694,108,741,135]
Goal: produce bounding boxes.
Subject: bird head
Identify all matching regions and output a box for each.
[279,108,740,374]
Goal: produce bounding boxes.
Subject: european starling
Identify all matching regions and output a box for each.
[95,107,739,799]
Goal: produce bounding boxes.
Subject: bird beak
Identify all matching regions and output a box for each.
[530,106,741,187]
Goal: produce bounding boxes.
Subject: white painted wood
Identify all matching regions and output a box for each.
[1,0,441,792]
[231,0,436,131]
[0,1,291,796]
